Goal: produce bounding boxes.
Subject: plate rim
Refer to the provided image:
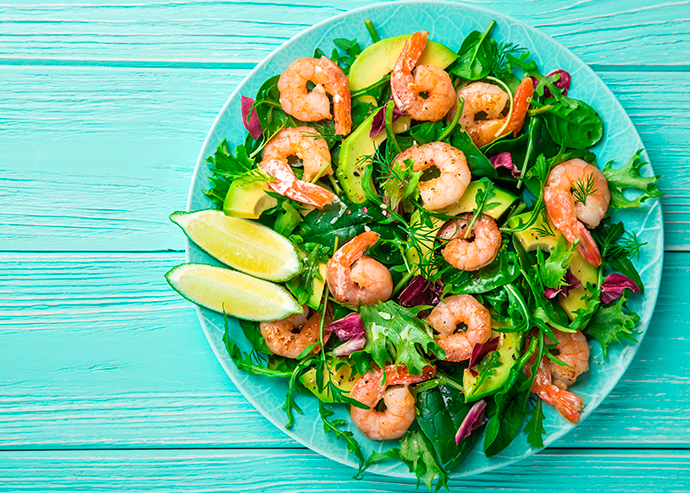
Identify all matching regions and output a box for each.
[184,0,665,481]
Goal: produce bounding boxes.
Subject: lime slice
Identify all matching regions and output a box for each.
[166,263,302,321]
[171,210,301,282]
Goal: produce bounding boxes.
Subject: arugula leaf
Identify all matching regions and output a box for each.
[223,335,292,379]
[463,177,500,237]
[585,292,640,358]
[318,402,368,477]
[239,319,272,354]
[416,384,480,470]
[535,235,576,289]
[382,158,422,211]
[289,244,327,307]
[354,302,444,377]
[203,140,271,208]
[367,431,449,493]
[449,21,496,80]
[443,248,520,296]
[273,201,303,237]
[524,398,546,448]
[603,150,663,211]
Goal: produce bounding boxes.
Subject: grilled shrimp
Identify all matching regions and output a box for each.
[391,31,456,121]
[544,158,611,266]
[548,329,590,390]
[394,142,471,210]
[259,306,331,359]
[426,294,492,361]
[438,213,502,271]
[449,78,534,147]
[278,57,352,135]
[526,350,584,424]
[350,364,435,440]
[326,231,393,306]
[260,127,336,209]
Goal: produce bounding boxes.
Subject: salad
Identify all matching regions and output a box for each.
[167,19,662,491]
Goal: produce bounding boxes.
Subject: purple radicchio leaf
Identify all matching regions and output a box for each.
[240,96,263,140]
[468,336,500,369]
[324,313,366,356]
[600,273,641,304]
[398,275,443,308]
[455,400,487,445]
[369,97,406,138]
[488,152,521,179]
[544,269,581,299]
[332,334,366,357]
[531,69,571,98]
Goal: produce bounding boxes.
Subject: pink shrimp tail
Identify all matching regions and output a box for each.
[542,387,584,424]
[260,158,335,210]
[575,222,602,267]
[396,31,428,72]
[385,364,436,385]
[333,231,380,266]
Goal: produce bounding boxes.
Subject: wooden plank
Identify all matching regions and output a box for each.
[0,67,686,251]
[0,448,689,492]
[1,0,689,68]
[1,251,688,449]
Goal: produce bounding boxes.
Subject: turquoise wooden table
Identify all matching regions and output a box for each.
[1,0,689,491]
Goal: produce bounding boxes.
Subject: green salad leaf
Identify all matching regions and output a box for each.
[604,150,663,211]
[535,235,576,289]
[449,21,496,81]
[524,398,546,448]
[585,292,640,358]
[443,248,520,296]
[318,402,368,477]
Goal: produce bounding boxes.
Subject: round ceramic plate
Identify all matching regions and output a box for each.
[185,0,664,480]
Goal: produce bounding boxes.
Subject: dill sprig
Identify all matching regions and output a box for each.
[571,173,598,205]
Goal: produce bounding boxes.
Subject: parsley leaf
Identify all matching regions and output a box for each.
[584,292,640,358]
[355,302,445,377]
[367,431,449,493]
[603,150,663,211]
[318,402,368,477]
[524,398,546,448]
[535,235,577,289]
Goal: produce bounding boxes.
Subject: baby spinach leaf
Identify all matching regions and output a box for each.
[450,128,498,179]
[542,97,603,149]
[603,149,663,211]
[484,373,532,456]
[416,384,480,470]
[443,248,520,296]
[239,319,272,354]
[367,431,449,493]
[449,21,496,81]
[585,292,640,358]
[356,301,445,377]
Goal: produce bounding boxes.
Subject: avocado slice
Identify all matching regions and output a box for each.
[508,212,599,319]
[300,359,359,403]
[349,34,458,97]
[407,181,518,268]
[463,329,524,402]
[287,262,327,311]
[223,180,277,219]
[336,110,411,203]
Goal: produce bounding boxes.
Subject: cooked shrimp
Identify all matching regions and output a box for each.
[260,127,336,209]
[350,364,435,440]
[391,31,456,122]
[394,142,471,210]
[261,126,332,183]
[438,213,502,271]
[426,294,491,361]
[449,78,534,147]
[544,158,611,267]
[326,231,393,306]
[548,329,590,390]
[278,57,352,135]
[525,351,584,424]
[259,306,331,359]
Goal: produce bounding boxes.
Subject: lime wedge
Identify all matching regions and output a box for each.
[171,210,301,282]
[166,263,302,321]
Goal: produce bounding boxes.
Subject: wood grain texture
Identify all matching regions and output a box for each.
[1,448,689,492]
[0,68,686,251]
[1,251,688,450]
[1,0,689,68]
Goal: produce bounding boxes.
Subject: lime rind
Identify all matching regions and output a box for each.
[166,263,302,322]
[170,209,302,282]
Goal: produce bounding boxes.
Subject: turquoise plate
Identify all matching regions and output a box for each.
[185,0,663,480]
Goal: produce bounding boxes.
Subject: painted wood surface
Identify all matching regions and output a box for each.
[1,0,689,490]
[1,449,690,492]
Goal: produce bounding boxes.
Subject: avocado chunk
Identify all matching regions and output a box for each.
[287,262,327,311]
[348,34,458,96]
[407,181,518,268]
[508,212,599,320]
[223,180,277,219]
[463,330,524,402]
[336,110,411,203]
[300,360,358,403]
